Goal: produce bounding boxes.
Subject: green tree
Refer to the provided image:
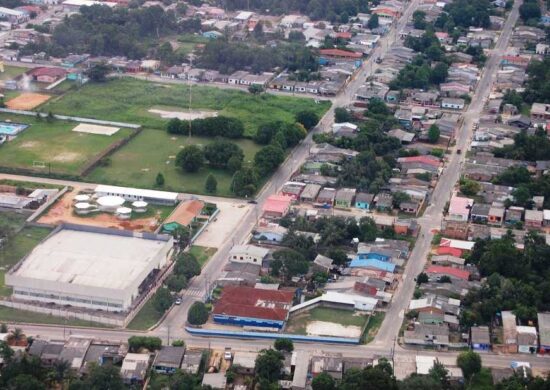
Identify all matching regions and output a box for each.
[295,109,320,130]
[273,338,294,352]
[187,301,209,325]
[166,274,187,292]
[457,351,482,381]
[367,14,379,29]
[83,363,125,390]
[152,287,173,313]
[428,124,440,143]
[249,84,264,94]
[8,374,46,390]
[205,174,217,193]
[174,252,201,279]
[255,349,284,383]
[392,191,411,208]
[254,144,285,176]
[231,167,258,197]
[203,139,243,169]
[86,63,110,82]
[155,172,165,187]
[417,272,429,284]
[335,107,353,123]
[128,336,162,352]
[312,372,336,390]
[227,155,243,172]
[167,118,182,134]
[460,178,480,196]
[176,145,203,173]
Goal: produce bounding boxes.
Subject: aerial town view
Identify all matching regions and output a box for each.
[0,0,549,387]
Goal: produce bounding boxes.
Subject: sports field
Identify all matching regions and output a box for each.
[0,114,133,174]
[42,78,330,136]
[87,129,261,195]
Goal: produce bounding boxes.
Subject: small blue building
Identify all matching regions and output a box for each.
[349,258,396,273]
[355,192,374,210]
[153,346,185,374]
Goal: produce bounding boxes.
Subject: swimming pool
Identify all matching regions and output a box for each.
[0,122,29,136]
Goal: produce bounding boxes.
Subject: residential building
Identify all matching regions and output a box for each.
[488,205,505,225]
[538,312,550,353]
[228,245,269,266]
[181,350,202,374]
[448,195,474,222]
[404,324,450,347]
[262,194,292,219]
[502,311,518,353]
[524,209,543,229]
[517,326,537,354]
[153,346,185,374]
[335,188,356,209]
[121,353,150,385]
[470,326,491,352]
[311,353,344,380]
[317,188,336,206]
[300,184,321,202]
[375,192,393,212]
[355,192,375,210]
[232,351,257,375]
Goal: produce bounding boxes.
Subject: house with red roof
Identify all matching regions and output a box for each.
[436,246,463,257]
[426,265,470,281]
[212,286,295,329]
[28,67,67,84]
[262,194,292,219]
[319,49,362,59]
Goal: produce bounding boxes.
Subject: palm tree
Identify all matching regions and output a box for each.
[7,328,25,346]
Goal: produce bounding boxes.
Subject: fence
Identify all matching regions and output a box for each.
[0,108,142,129]
[185,327,360,344]
[26,186,69,223]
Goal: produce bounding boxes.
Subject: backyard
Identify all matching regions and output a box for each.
[87,129,261,195]
[42,78,330,136]
[0,113,134,175]
[285,307,369,338]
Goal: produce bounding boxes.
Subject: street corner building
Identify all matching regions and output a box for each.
[212,286,295,329]
[5,224,174,312]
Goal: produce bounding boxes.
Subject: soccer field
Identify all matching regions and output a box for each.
[42,78,331,136]
[87,129,262,195]
[0,114,133,175]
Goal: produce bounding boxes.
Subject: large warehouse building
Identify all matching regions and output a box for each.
[6,224,174,312]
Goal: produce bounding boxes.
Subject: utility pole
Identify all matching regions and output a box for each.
[188,54,194,139]
[391,336,397,369]
[167,325,171,346]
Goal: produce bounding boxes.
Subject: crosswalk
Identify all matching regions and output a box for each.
[181,288,205,298]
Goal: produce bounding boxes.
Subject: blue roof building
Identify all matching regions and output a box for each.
[349,258,396,273]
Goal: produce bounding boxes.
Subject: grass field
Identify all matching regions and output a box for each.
[126,298,162,330]
[0,179,63,189]
[362,312,385,344]
[0,306,112,328]
[285,307,368,335]
[189,246,216,268]
[42,78,330,136]
[0,225,52,296]
[0,114,133,174]
[0,65,26,81]
[87,129,261,195]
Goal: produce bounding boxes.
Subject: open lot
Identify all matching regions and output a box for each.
[37,188,174,232]
[0,114,133,174]
[193,201,251,247]
[0,224,52,296]
[0,65,26,81]
[285,307,368,338]
[6,93,51,110]
[42,78,330,136]
[87,130,261,195]
[189,245,217,268]
[126,298,161,330]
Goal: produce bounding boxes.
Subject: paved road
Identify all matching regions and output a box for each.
[373,0,523,348]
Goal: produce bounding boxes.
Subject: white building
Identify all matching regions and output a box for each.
[441,98,465,110]
[62,0,117,11]
[94,184,178,205]
[228,245,269,265]
[0,7,28,24]
[6,225,173,312]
